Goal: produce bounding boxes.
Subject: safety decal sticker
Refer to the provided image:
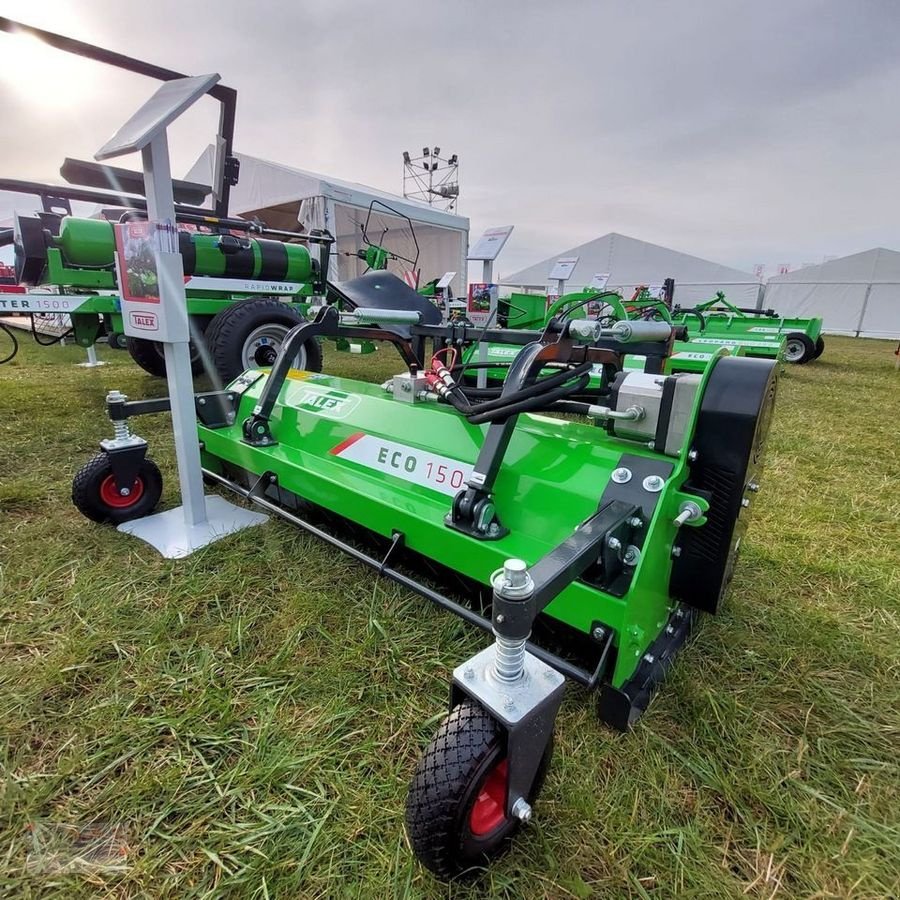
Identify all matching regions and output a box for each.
[330,433,474,497]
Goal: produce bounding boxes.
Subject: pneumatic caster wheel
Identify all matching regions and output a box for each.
[405,700,553,880]
[71,454,162,524]
[813,336,825,359]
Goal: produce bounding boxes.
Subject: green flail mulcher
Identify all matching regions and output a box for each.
[72,271,778,879]
[672,291,825,364]
[468,280,749,381]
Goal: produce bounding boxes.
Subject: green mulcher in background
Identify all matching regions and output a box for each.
[672,290,825,364]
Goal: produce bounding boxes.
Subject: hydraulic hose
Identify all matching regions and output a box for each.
[466,373,591,425]
[30,315,73,346]
[0,321,18,364]
[461,361,593,413]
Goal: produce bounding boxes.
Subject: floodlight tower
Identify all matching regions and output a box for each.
[402,147,459,212]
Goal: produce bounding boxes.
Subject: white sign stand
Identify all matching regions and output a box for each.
[467,227,514,389]
[95,74,266,558]
[547,256,579,300]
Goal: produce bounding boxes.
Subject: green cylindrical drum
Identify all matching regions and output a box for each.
[56,217,115,267]
[180,233,313,282]
[49,216,314,283]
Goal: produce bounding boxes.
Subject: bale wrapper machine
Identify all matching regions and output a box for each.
[5,203,332,380]
[72,272,778,879]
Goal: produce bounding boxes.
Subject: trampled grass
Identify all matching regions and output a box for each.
[1,334,898,898]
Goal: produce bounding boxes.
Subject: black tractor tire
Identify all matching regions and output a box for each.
[125,336,167,377]
[813,335,825,359]
[204,297,323,383]
[125,316,211,377]
[783,331,816,364]
[72,454,162,524]
[670,355,778,614]
[406,700,553,880]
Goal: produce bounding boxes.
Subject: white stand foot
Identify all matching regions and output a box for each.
[116,494,268,559]
[78,345,107,367]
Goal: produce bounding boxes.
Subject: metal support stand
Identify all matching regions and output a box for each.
[95,75,267,558]
[77,344,106,367]
[476,258,494,390]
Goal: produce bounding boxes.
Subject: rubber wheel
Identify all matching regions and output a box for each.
[72,454,162,524]
[813,335,825,359]
[204,297,323,383]
[783,332,815,364]
[405,700,553,880]
[125,315,211,377]
[107,331,126,351]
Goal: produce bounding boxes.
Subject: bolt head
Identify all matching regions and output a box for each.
[591,625,606,641]
[741,498,750,508]
[198,398,206,405]
[503,697,516,712]
[642,474,665,492]
[511,797,533,822]
[688,449,698,462]
[748,482,760,493]
[643,653,656,665]
[607,536,622,550]
[611,467,632,484]
[671,546,682,558]
[463,667,475,680]
[119,487,130,497]
[495,614,505,624]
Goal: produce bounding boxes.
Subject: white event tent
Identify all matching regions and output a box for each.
[186,148,469,295]
[502,232,762,307]
[764,249,900,338]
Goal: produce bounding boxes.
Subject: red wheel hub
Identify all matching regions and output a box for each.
[469,758,509,836]
[99,474,144,508]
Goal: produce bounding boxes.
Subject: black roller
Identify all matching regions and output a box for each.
[669,355,778,614]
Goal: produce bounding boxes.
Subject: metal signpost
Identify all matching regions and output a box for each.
[95,74,266,557]
[467,226,514,388]
[547,256,579,300]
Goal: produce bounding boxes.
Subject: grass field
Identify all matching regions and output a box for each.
[1,333,898,898]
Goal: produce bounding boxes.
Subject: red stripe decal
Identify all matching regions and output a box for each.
[330,432,365,456]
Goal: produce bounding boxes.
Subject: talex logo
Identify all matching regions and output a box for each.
[129,311,158,331]
[297,389,359,419]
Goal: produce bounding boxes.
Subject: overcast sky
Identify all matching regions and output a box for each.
[2,0,899,278]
